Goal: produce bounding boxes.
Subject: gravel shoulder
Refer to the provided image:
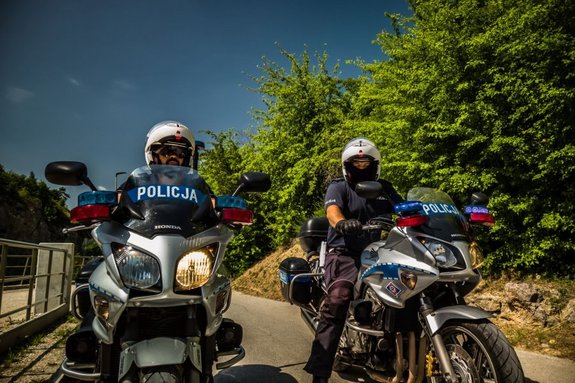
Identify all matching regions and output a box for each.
[0,318,78,383]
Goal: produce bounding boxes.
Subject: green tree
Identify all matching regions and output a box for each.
[355,0,575,276]
[199,130,274,275]
[245,48,353,246]
[201,0,574,277]
[199,48,354,274]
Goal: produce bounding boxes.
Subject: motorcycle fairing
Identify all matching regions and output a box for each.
[89,222,234,344]
[360,262,437,280]
[360,246,439,309]
[119,165,218,238]
[403,187,472,242]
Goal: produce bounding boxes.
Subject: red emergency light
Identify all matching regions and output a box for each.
[396,214,427,228]
[221,208,253,225]
[469,212,495,226]
[70,205,111,224]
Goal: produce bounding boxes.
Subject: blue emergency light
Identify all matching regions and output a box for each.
[216,195,247,209]
[463,205,490,214]
[394,201,424,215]
[78,191,117,207]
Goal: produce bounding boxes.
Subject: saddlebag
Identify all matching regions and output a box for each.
[279,257,312,305]
[299,217,329,255]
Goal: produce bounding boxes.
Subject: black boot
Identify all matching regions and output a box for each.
[312,376,329,383]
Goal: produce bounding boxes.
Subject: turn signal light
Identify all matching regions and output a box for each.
[400,271,418,290]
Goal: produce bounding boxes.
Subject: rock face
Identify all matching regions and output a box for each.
[560,299,575,324]
[0,201,79,246]
[467,281,573,328]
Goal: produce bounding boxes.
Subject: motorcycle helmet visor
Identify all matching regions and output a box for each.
[152,144,191,159]
[344,157,379,183]
[351,158,372,170]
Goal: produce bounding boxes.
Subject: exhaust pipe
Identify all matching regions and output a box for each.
[407,332,416,383]
[391,333,404,383]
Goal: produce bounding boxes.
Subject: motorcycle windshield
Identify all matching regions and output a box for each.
[406,187,470,242]
[118,165,217,238]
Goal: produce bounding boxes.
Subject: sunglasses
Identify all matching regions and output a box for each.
[155,145,188,159]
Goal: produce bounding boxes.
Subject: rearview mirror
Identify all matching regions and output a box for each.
[355,181,382,199]
[233,172,271,195]
[470,192,489,206]
[45,161,97,191]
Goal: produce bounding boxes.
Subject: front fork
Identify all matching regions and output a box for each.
[419,294,457,383]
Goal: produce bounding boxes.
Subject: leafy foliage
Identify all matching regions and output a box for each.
[199,130,274,275]
[244,48,354,246]
[356,0,575,276]
[200,0,574,277]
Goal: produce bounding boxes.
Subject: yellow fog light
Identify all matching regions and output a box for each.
[175,248,215,291]
[401,271,418,290]
[94,295,110,320]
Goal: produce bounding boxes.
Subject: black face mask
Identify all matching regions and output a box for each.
[344,162,378,185]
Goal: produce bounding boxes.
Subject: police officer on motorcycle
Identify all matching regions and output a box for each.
[145,120,196,167]
[304,138,403,383]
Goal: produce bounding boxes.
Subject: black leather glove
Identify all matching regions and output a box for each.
[335,219,363,235]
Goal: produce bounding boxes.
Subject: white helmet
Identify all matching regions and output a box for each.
[341,138,381,184]
[145,121,195,167]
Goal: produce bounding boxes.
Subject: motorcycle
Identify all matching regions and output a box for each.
[45,160,271,383]
[279,182,525,383]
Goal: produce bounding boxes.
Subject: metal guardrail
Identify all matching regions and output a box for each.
[0,238,75,354]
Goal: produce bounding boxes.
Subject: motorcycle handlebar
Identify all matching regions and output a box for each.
[62,223,100,234]
[362,218,395,232]
[362,224,385,231]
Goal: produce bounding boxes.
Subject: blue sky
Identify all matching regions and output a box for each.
[0,0,410,204]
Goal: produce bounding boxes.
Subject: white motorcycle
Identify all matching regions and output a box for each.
[280,182,524,382]
[45,161,270,383]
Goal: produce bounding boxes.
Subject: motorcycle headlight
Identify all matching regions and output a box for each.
[418,238,458,268]
[175,245,217,291]
[113,244,161,290]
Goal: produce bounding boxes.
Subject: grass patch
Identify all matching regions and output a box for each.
[0,315,79,370]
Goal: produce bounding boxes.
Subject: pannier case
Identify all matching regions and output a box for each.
[299,217,329,255]
[279,257,312,305]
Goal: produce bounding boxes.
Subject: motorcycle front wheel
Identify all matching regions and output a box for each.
[140,366,182,383]
[439,320,524,383]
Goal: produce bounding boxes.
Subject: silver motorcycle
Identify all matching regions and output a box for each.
[45,161,270,383]
[279,182,524,383]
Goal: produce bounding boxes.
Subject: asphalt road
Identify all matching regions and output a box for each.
[215,292,575,383]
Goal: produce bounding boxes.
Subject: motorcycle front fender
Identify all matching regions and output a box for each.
[118,337,202,379]
[425,305,494,335]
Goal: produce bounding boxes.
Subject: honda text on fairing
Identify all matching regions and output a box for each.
[279,183,524,383]
[45,160,270,383]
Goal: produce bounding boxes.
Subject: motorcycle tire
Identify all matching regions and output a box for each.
[140,366,183,383]
[439,320,524,383]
